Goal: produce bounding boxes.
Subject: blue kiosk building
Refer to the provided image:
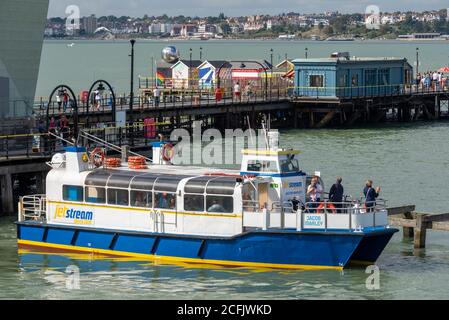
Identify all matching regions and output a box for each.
[292,53,413,99]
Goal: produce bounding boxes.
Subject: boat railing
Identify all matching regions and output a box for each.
[242,199,389,231]
[18,194,47,222]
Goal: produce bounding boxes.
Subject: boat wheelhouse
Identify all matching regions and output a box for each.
[17,133,398,270]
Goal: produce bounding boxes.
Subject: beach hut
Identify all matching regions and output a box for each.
[170,60,202,89]
[197,60,231,88]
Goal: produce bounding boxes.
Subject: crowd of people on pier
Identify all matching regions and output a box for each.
[415,71,449,91]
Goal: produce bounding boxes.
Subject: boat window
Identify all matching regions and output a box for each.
[85,186,106,204]
[107,188,129,206]
[107,172,136,189]
[154,192,176,210]
[154,176,186,193]
[184,195,204,212]
[85,170,111,186]
[206,196,233,213]
[130,174,159,191]
[184,176,210,194]
[247,160,278,173]
[63,185,83,202]
[130,190,152,208]
[206,178,236,195]
[280,159,299,173]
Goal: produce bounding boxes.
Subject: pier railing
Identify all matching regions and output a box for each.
[291,83,449,100]
[243,200,388,231]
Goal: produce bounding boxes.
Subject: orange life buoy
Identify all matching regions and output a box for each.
[161,143,175,162]
[317,202,337,214]
[104,157,121,168]
[129,164,148,170]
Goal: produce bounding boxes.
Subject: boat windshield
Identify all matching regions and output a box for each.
[280,159,299,173]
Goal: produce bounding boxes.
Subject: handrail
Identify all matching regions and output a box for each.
[19,194,46,222]
[78,129,153,163]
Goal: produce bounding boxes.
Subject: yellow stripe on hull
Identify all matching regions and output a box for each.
[47,200,241,219]
[17,239,343,271]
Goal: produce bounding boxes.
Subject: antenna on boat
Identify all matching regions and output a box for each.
[261,119,269,150]
[246,115,254,146]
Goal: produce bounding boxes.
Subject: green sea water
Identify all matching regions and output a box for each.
[2,120,449,299]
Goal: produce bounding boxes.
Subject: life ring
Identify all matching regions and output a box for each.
[317,202,337,214]
[161,143,175,162]
[104,157,121,168]
[90,147,105,168]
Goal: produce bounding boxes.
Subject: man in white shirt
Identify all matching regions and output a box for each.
[433,72,439,90]
[307,176,323,211]
[153,86,160,107]
[234,82,241,100]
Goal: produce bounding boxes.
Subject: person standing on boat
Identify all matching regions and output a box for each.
[329,177,344,212]
[307,177,323,211]
[363,180,380,212]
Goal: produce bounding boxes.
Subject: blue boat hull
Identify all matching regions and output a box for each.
[16,222,398,270]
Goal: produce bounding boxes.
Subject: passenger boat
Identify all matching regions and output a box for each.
[16,130,398,270]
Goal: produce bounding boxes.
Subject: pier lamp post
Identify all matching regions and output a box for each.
[189,48,193,88]
[129,39,136,146]
[270,48,274,99]
[46,84,79,141]
[416,47,420,75]
[305,47,308,59]
[86,80,116,127]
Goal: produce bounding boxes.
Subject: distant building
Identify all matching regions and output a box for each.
[82,15,98,34]
[149,23,173,34]
[398,33,441,39]
[180,24,198,37]
[170,25,182,36]
[149,23,161,34]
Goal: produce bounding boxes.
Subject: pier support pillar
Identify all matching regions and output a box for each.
[35,172,46,194]
[414,214,428,249]
[0,173,14,215]
[309,111,314,128]
[294,109,298,129]
[403,227,414,239]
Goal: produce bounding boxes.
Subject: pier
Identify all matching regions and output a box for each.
[388,205,449,249]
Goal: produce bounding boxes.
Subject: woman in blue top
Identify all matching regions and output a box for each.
[363,180,381,212]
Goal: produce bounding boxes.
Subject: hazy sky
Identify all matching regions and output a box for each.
[48,0,449,17]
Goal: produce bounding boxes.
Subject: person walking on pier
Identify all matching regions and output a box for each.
[329,177,344,212]
[59,115,69,147]
[234,82,241,101]
[94,90,102,111]
[56,91,63,112]
[48,116,57,153]
[153,86,160,107]
[62,90,69,113]
[363,180,380,212]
